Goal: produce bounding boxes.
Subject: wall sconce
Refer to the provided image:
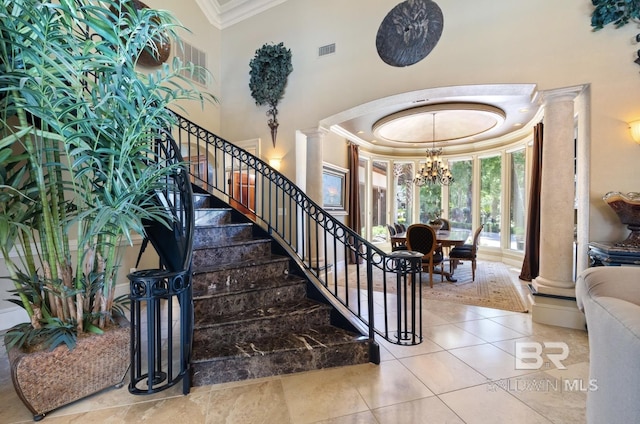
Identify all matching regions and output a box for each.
[269,158,282,171]
[630,120,640,144]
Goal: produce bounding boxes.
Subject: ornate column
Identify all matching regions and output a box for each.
[532,88,578,296]
[300,128,327,268]
[531,86,586,330]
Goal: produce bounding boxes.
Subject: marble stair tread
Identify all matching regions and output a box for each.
[192,255,290,274]
[192,237,270,249]
[193,298,329,327]
[192,274,306,298]
[194,222,252,231]
[191,325,367,362]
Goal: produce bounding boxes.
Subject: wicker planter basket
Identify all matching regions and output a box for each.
[6,321,130,421]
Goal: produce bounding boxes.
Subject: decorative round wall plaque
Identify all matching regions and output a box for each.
[375,0,444,67]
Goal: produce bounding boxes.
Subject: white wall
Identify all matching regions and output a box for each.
[148,0,222,133]
[215,0,640,246]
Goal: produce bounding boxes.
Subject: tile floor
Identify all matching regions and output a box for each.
[0,268,590,424]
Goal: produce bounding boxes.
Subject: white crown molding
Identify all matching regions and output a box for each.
[197,0,288,29]
[196,0,222,28]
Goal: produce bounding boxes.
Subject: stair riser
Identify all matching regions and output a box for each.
[192,241,271,267]
[193,307,331,345]
[192,260,289,291]
[193,224,253,248]
[195,209,231,226]
[192,194,211,209]
[191,341,370,386]
[193,283,307,317]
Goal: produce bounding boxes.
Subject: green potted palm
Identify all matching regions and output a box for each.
[0,0,212,419]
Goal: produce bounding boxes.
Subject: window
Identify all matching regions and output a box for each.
[480,155,502,247]
[394,163,414,226]
[371,160,388,243]
[448,159,473,230]
[419,180,442,223]
[359,158,367,237]
[509,149,526,250]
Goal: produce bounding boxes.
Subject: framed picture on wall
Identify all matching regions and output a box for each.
[322,163,348,215]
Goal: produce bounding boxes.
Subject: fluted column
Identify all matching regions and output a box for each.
[532,87,581,297]
[300,128,327,268]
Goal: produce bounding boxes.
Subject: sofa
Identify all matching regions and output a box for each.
[576,266,640,424]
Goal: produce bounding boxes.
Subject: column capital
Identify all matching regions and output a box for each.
[300,127,329,140]
[541,85,586,105]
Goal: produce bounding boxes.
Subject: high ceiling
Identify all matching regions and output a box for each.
[196,0,288,29]
[197,1,543,155]
[321,84,543,156]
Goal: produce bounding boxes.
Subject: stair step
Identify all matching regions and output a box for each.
[192,238,272,268]
[192,256,290,290]
[194,208,231,226]
[193,222,253,248]
[193,193,212,209]
[193,299,331,344]
[191,325,370,386]
[193,275,307,317]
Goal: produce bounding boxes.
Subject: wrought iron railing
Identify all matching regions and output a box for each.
[173,113,423,349]
[128,128,194,395]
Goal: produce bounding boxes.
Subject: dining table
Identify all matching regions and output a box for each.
[390,228,471,282]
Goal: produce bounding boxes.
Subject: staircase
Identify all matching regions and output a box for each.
[189,192,372,386]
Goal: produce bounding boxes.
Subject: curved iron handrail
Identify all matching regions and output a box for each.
[128,128,195,395]
[173,113,423,346]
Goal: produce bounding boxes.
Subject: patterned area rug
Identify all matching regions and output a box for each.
[361,260,529,313]
[420,260,529,313]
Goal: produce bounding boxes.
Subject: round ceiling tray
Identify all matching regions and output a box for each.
[373,103,506,144]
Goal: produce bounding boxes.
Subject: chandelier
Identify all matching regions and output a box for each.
[413,112,454,186]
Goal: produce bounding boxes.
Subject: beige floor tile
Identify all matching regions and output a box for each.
[464,305,523,319]
[450,343,532,380]
[344,360,434,409]
[421,309,451,327]
[491,336,561,372]
[280,366,369,424]
[424,304,486,323]
[376,334,443,359]
[489,313,535,335]
[313,410,379,424]
[440,384,553,424]
[400,350,488,394]
[422,323,486,350]
[121,390,211,423]
[373,396,465,424]
[0,384,34,423]
[206,380,291,423]
[494,363,588,423]
[454,318,527,342]
[45,376,187,418]
[36,405,131,423]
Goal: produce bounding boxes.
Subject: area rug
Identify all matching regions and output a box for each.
[353,260,529,313]
[419,260,529,313]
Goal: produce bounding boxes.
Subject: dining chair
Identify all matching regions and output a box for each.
[405,224,444,287]
[449,224,484,281]
[439,218,451,231]
[388,225,407,251]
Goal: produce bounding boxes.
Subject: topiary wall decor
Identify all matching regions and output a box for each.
[249,42,293,147]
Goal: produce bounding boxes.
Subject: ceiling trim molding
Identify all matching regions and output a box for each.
[197,0,288,29]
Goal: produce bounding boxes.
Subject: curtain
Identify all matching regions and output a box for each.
[520,122,543,281]
[347,142,362,264]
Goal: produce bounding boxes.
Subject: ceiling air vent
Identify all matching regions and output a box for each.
[318,43,336,57]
